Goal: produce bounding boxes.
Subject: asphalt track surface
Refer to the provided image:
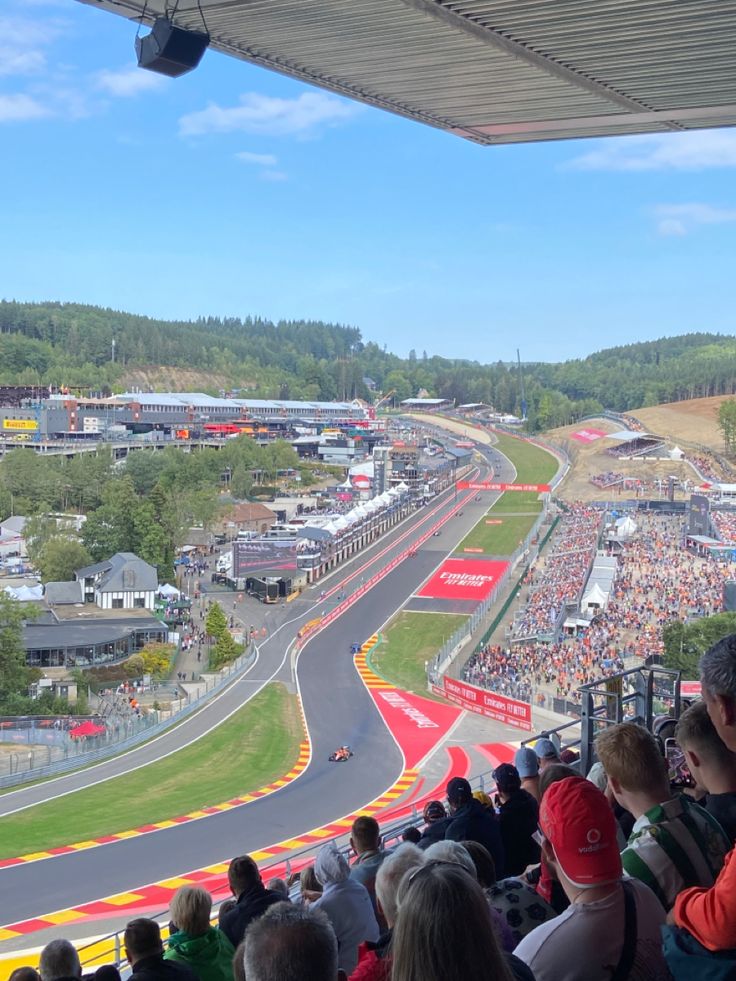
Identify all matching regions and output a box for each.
[0,443,516,927]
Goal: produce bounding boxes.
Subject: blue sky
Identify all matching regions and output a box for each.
[2,1,736,363]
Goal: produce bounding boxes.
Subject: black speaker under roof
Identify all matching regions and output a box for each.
[135,18,209,78]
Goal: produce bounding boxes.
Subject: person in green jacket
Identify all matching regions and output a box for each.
[165,885,235,981]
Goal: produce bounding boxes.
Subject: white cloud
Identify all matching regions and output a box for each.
[260,169,288,182]
[96,66,167,97]
[567,129,736,172]
[236,151,278,166]
[179,91,360,137]
[655,203,736,236]
[0,47,45,76]
[0,91,49,122]
[0,15,66,77]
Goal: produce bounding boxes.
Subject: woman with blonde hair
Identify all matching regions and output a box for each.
[390,862,534,981]
[165,885,235,981]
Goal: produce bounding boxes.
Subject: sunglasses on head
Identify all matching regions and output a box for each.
[407,859,471,884]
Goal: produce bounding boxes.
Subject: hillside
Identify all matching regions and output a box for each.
[1,300,736,433]
[635,396,726,451]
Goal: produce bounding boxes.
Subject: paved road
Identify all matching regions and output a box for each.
[0,443,516,926]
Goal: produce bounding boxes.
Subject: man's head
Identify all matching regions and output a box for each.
[38,941,81,981]
[534,737,560,771]
[446,776,473,813]
[350,815,380,856]
[123,918,164,967]
[494,762,521,799]
[9,970,40,981]
[243,901,338,981]
[514,746,540,779]
[374,842,425,927]
[170,885,212,937]
[675,700,736,791]
[594,722,669,811]
[539,776,622,893]
[422,800,446,824]
[228,855,261,898]
[701,634,736,752]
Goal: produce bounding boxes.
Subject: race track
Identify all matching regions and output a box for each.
[0,441,516,929]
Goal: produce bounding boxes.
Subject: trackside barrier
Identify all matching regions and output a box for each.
[0,644,258,790]
[47,761,507,978]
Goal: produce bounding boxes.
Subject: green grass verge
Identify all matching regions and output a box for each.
[0,683,302,859]
[455,513,538,555]
[371,612,468,698]
[492,432,558,484]
[489,496,543,513]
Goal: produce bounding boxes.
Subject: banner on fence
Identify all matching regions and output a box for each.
[436,676,532,730]
[457,481,550,493]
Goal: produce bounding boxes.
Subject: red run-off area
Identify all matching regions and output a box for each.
[369,688,463,768]
[417,558,510,601]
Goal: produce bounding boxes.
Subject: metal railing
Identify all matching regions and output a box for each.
[0,645,257,789]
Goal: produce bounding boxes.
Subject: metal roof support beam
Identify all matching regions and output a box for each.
[400,0,679,125]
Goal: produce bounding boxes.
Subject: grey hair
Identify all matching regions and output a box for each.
[375,843,425,927]
[267,877,289,898]
[423,841,477,879]
[700,634,736,699]
[169,885,212,936]
[39,940,81,981]
[243,901,337,981]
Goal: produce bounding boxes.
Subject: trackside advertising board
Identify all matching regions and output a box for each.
[418,558,509,601]
[457,480,551,493]
[435,676,532,730]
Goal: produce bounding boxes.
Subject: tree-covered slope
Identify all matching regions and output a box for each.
[1,300,735,429]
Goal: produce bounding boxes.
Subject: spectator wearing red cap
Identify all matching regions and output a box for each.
[494,763,540,876]
[444,777,505,878]
[515,776,670,981]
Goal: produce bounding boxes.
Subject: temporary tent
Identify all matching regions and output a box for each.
[158,583,181,599]
[615,516,638,539]
[582,582,608,612]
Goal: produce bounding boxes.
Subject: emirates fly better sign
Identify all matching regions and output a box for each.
[418,558,509,601]
[457,480,551,493]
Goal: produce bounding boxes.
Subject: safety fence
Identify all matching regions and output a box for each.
[0,645,257,789]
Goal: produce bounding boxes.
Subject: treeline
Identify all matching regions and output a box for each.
[0,437,303,582]
[1,301,735,430]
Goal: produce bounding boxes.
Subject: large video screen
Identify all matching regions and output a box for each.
[233,539,297,577]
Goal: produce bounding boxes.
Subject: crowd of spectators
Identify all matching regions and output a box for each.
[24,669,736,981]
[709,508,736,544]
[464,512,736,703]
[687,452,736,483]
[510,505,602,641]
[607,436,665,459]
[589,470,625,489]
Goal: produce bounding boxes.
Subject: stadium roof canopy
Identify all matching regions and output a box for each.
[78,0,736,145]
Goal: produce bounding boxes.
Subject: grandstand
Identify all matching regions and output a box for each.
[606,432,667,459]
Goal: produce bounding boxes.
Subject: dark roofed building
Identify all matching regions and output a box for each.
[74,552,158,611]
[45,581,84,605]
[23,614,168,669]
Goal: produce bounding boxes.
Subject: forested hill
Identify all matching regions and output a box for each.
[532,334,736,412]
[1,300,735,431]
